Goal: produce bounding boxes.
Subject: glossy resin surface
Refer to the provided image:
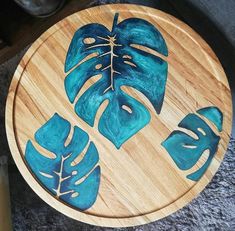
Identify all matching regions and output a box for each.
[65,13,168,148]
[25,114,100,210]
[162,107,223,181]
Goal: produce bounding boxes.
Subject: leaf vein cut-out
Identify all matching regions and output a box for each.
[52,154,74,199]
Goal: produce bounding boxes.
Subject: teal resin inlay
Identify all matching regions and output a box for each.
[197,106,223,132]
[64,13,168,149]
[25,113,100,210]
[162,107,223,181]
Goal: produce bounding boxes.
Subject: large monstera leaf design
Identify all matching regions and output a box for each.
[25,113,100,210]
[162,107,223,181]
[64,13,168,149]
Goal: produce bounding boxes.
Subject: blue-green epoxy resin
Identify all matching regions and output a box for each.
[64,13,168,149]
[25,113,100,210]
[162,107,223,181]
[197,107,223,132]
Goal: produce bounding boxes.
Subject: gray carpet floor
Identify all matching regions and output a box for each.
[0,0,235,230]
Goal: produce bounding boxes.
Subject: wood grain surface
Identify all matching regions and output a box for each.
[5,4,232,227]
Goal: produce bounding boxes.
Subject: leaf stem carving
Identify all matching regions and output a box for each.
[98,35,121,94]
[53,154,74,198]
[85,34,122,94]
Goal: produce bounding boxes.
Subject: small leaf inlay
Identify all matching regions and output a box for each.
[25,113,101,210]
[162,107,223,181]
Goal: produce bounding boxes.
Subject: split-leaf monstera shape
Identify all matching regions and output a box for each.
[64,13,168,149]
[25,113,100,210]
[162,107,223,181]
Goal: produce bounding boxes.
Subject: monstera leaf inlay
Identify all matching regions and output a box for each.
[162,107,223,181]
[64,13,168,148]
[25,113,100,210]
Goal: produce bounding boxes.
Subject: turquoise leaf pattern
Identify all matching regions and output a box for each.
[25,113,100,210]
[162,107,223,181]
[64,13,168,149]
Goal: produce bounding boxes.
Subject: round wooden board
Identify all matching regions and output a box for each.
[6,4,232,227]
